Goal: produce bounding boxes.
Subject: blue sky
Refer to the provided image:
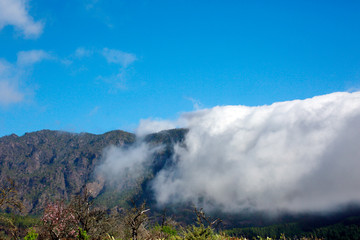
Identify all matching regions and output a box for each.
[0,0,360,137]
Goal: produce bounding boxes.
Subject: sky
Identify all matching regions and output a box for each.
[1,0,360,137]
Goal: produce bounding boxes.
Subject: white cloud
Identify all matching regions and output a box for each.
[0,0,44,39]
[97,70,127,90]
[102,48,137,68]
[85,0,99,10]
[59,47,93,67]
[99,48,137,89]
[0,79,24,105]
[17,50,52,66]
[149,92,360,213]
[74,47,93,59]
[88,106,100,116]
[136,118,178,137]
[0,59,12,76]
[185,97,203,110]
[97,143,163,185]
[0,50,51,106]
[0,60,23,106]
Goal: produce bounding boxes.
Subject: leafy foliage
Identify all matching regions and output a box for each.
[225,218,360,240]
[77,227,90,240]
[24,228,38,240]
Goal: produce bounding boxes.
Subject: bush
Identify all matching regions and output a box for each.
[183,224,216,240]
[77,227,90,240]
[24,228,38,240]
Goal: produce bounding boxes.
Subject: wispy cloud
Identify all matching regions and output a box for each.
[0,0,44,39]
[102,48,137,68]
[0,50,52,107]
[0,60,23,106]
[88,106,100,116]
[74,47,93,59]
[185,97,203,110]
[17,50,53,66]
[84,0,99,10]
[0,81,24,105]
[62,47,137,89]
[97,70,128,90]
[59,47,93,66]
[83,0,113,28]
[99,48,137,89]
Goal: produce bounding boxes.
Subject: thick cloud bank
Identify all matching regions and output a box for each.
[97,143,163,185]
[98,143,150,182]
[151,92,360,213]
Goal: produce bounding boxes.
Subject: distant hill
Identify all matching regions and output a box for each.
[0,129,188,214]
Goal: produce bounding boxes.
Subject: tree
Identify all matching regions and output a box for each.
[0,178,23,239]
[0,178,23,212]
[69,187,112,239]
[194,207,222,230]
[42,201,77,240]
[123,201,150,240]
[183,208,222,240]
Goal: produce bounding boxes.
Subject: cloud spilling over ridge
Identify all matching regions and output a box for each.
[0,0,43,38]
[149,92,360,213]
[136,119,178,137]
[97,143,162,184]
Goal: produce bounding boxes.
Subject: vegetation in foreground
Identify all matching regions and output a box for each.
[1,179,360,239]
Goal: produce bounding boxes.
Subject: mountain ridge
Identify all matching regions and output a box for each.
[0,128,187,214]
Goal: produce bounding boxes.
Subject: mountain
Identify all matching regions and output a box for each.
[0,129,188,214]
[2,128,360,236]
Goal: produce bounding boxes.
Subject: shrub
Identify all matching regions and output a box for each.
[24,228,38,240]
